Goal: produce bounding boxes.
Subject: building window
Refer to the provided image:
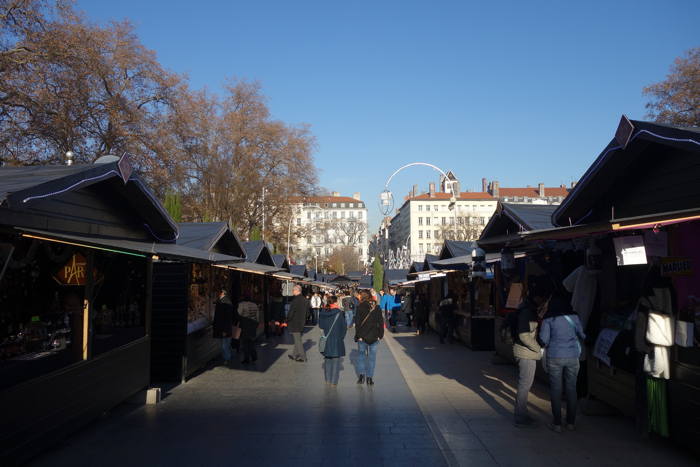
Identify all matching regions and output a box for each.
[333,211,338,219]
[358,247,363,255]
[358,211,363,219]
[426,230,431,239]
[340,203,345,208]
[418,230,423,239]
[449,217,454,225]
[418,205,423,211]
[419,243,424,253]
[316,247,321,255]
[435,230,440,239]
[418,217,423,226]
[426,217,431,226]
[307,212,311,219]
[349,203,354,208]
[441,217,446,225]
[433,205,438,211]
[341,212,345,218]
[332,203,337,208]
[481,217,487,225]
[296,218,301,226]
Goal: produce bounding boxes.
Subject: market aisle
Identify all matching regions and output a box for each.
[29,326,448,467]
[383,326,698,467]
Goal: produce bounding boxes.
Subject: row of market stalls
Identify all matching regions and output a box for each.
[0,158,334,465]
[396,117,699,455]
[475,117,700,455]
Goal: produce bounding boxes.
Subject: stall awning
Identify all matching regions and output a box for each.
[18,228,244,263]
[216,261,281,275]
[611,207,700,231]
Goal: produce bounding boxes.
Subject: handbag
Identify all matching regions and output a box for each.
[319,312,341,354]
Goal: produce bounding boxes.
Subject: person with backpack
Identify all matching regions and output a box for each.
[355,289,384,385]
[513,281,551,427]
[319,295,346,387]
[539,291,586,432]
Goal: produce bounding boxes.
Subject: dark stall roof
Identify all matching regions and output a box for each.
[289,264,307,277]
[384,269,408,285]
[0,160,178,242]
[345,271,363,281]
[422,254,439,271]
[439,240,475,260]
[503,204,558,231]
[271,254,290,270]
[242,240,275,266]
[478,202,559,251]
[359,274,373,289]
[177,222,245,258]
[408,261,424,274]
[19,228,242,263]
[553,117,700,227]
[432,255,472,270]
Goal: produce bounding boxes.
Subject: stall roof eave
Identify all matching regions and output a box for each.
[216,261,282,275]
[18,228,244,263]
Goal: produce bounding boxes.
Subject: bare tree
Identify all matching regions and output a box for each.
[644,47,700,127]
[435,215,484,242]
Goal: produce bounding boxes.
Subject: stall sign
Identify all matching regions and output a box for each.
[660,257,692,277]
[613,236,647,266]
[54,253,88,285]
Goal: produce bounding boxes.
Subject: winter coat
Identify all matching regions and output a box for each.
[380,294,401,312]
[540,314,585,359]
[287,295,309,333]
[319,308,347,357]
[512,300,542,360]
[212,295,234,338]
[355,301,384,344]
[310,295,322,309]
[237,301,259,339]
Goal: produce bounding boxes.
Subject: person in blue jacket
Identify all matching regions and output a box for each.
[319,295,347,387]
[380,288,402,333]
[539,291,586,433]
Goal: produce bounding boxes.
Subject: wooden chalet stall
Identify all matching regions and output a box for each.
[550,117,700,454]
[149,222,245,383]
[477,203,560,362]
[0,158,179,464]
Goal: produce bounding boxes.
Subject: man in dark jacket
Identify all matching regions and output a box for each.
[355,290,384,385]
[438,294,457,344]
[287,284,309,362]
[212,289,234,366]
[237,297,259,364]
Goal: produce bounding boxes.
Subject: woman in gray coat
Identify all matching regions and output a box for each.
[319,296,347,386]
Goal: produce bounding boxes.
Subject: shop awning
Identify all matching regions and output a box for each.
[271,271,307,281]
[611,207,700,231]
[18,228,244,263]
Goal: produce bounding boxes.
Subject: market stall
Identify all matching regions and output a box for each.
[0,158,178,464]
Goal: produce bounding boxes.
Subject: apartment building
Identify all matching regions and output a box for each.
[288,192,369,265]
[482,178,572,204]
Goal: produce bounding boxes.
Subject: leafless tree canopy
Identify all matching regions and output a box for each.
[644,47,700,128]
[0,0,318,244]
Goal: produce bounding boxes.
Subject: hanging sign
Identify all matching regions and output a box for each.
[660,257,692,277]
[54,253,88,285]
[613,236,647,266]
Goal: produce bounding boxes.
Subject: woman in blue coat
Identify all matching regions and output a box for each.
[319,295,347,386]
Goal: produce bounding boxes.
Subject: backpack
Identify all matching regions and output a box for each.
[342,296,354,311]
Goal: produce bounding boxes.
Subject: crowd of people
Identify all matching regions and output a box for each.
[212,282,586,433]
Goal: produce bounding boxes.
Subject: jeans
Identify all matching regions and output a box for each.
[389,310,399,328]
[357,340,379,377]
[324,357,341,384]
[547,357,580,425]
[312,308,320,325]
[291,332,305,360]
[345,309,355,327]
[221,337,232,363]
[241,336,257,362]
[514,358,537,422]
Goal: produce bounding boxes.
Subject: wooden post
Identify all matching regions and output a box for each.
[83,250,95,360]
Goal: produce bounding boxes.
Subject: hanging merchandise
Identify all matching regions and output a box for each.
[613,236,647,266]
[646,378,670,438]
[562,265,598,329]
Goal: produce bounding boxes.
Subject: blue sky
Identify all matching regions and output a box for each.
[79,0,699,231]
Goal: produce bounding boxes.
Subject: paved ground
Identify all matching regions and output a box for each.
[30,323,698,467]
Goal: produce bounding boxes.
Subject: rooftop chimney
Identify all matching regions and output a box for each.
[482,177,487,193]
[429,182,436,198]
[538,183,545,197]
[492,181,499,198]
[331,191,340,197]
[412,184,418,198]
[571,181,577,189]
[353,192,361,200]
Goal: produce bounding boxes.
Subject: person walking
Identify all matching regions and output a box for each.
[402,291,414,328]
[380,288,401,333]
[310,292,322,325]
[355,290,384,385]
[319,295,347,387]
[212,289,234,367]
[341,290,356,328]
[237,296,259,364]
[287,284,309,362]
[540,292,586,432]
[513,282,550,427]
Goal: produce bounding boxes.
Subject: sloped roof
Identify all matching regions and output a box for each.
[553,117,700,226]
[384,269,409,285]
[359,274,373,288]
[502,204,558,231]
[409,192,493,201]
[422,254,439,271]
[242,241,275,266]
[177,222,245,258]
[271,254,289,270]
[0,161,178,242]
[439,240,475,260]
[498,187,568,198]
[289,264,307,277]
[408,261,424,274]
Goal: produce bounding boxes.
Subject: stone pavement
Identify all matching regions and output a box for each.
[30,324,697,467]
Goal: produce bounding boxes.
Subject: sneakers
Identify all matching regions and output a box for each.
[357,374,365,384]
[366,377,374,385]
[548,423,563,433]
